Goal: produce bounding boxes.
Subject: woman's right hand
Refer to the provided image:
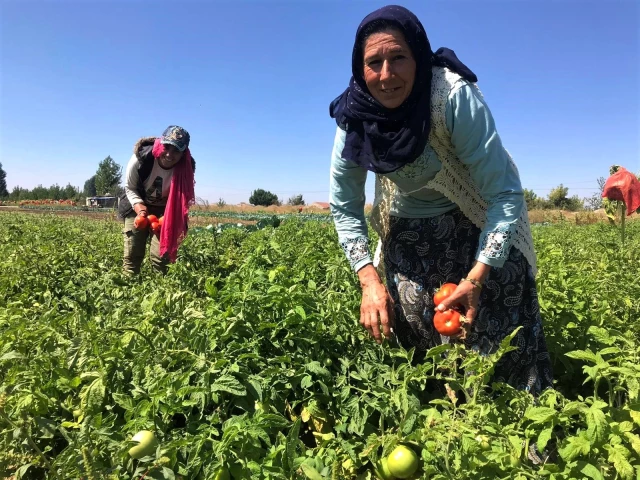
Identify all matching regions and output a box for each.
[358,264,395,344]
[133,203,148,216]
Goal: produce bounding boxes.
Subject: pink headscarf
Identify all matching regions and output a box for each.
[152,138,195,262]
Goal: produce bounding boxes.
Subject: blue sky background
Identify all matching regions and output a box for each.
[1,0,638,205]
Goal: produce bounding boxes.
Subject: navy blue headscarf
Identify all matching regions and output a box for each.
[329,5,478,174]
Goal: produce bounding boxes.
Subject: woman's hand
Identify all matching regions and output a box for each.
[434,261,491,325]
[133,203,148,216]
[358,264,394,344]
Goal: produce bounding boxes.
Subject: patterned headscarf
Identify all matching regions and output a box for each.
[329,5,477,174]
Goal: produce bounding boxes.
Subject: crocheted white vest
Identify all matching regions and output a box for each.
[370,67,538,276]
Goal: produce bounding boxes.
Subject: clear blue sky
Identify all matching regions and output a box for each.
[1,0,638,205]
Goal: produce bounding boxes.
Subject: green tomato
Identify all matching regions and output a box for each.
[213,468,230,480]
[387,445,419,479]
[375,457,396,480]
[475,435,490,451]
[324,358,333,368]
[128,430,158,459]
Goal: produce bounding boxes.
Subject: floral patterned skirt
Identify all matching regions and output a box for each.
[383,209,554,394]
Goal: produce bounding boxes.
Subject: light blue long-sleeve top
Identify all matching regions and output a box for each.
[329,82,524,272]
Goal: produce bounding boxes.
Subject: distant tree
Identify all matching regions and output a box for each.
[31,184,48,200]
[83,176,97,197]
[217,197,227,208]
[545,184,582,211]
[63,183,79,200]
[249,188,279,207]
[547,184,569,209]
[523,188,538,211]
[94,156,122,196]
[286,194,305,206]
[585,176,606,211]
[0,162,7,197]
[9,186,27,201]
[49,183,62,200]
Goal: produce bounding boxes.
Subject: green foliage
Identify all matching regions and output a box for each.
[546,184,583,211]
[94,156,122,196]
[83,176,97,198]
[0,162,7,197]
[249,188,280,207]
[6,183,80,201]
[287,194,306,206]
[0,214,639,479]
[523,188,538,211]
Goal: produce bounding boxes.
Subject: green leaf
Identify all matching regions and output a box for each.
[15,464,33,480]
[525,407,557,423]
[586,404,607,442]
[588,326,615,345]
[295,305,306,320]
[246,377,263,402]
[624,432,640,456]
[300,463,324,480]
[285,418,302,474]
[538,426,553,451]
[212,374,247,396]
[565,350,597,364]
[0,351,25,361]
[306,361,330,378]
[81,376,105,414]
[577,461,604,480]
[424,344,450,358]
[559,433,591,461]
[145,467,176,480]
[258,414,289,429]
[607,446,634,480]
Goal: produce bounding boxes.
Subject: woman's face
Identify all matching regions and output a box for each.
[362,28,416,109]
[159,144,183,168]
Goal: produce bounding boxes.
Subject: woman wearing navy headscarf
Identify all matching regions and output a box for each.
[329,5,553,394]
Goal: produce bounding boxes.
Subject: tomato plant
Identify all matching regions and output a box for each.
[0,213,639,480]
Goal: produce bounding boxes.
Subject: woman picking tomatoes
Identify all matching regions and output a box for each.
[328,6,553,394]
[117,126,196,275]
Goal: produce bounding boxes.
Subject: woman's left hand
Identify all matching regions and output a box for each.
[434,280,481,324]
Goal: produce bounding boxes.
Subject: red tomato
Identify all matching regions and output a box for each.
[433,283,458,306]
[433,309,462,336]
[151,222,161,235]
[157,216,164,226]
[147,215,159,224]
[133,215,148,230]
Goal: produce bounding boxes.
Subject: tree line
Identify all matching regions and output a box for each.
[0,157,122,202]
[1,160,636,211]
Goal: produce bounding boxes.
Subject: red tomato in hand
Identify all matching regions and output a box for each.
[434,309,462,336]
[133,215,148,230]
[147,215,159,224]
[151,221,161,235]
[157,216,164,226]
[433,283,458,306]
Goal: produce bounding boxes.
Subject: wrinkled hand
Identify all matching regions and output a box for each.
[358,265,394,344]
[133,203,148,216]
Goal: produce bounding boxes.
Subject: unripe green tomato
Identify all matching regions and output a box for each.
[128,430,158,459]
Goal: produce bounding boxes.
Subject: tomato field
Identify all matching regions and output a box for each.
[0,212,639,480]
